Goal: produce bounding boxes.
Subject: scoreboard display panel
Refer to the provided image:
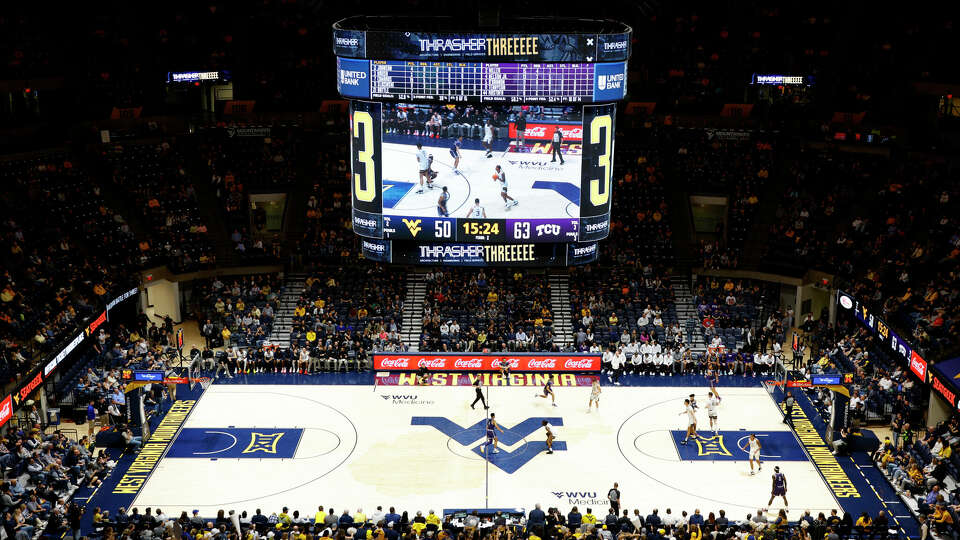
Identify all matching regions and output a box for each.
[349,100,614,243]
[337,58,628,103]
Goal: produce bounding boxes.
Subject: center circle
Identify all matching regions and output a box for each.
[445,430,530,461]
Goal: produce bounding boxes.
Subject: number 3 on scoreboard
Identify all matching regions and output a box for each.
[589,114,612,207]
[353,110,376,203]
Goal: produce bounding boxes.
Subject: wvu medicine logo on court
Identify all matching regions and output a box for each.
[413,416,566,473]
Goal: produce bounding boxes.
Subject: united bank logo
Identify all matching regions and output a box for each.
[413,416,565,473]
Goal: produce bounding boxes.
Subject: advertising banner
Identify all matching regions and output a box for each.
[335,28,631,63]
[508,121,582,142]
[836,290,927,382]
[0,395,12,427]
[374,353,601,372]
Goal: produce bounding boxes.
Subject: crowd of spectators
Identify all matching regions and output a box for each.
[84,500,897,540]
[667,128,772,270]
[0,152,139,388]
[190,274,283,350]
[766,147,959,360]
[298,120,355,266]
[691,277,782,355]
[288,265,405,358]
[873,416,960,539]
[804,319,925,424]
[103,141,215,272]
[419,269,555,352]
[605,116,673,266]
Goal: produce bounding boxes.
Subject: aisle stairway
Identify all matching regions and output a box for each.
[399,273,426,352]
[548,273,573,349]
[266,273,306,347]
[670,275,707,354]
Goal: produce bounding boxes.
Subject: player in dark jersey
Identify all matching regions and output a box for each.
[449,136,463,174]
[536,379,557,407]
[706,362,721,401]
[438,186,450,217]
[768,466,788,506]
[482,413,504,454]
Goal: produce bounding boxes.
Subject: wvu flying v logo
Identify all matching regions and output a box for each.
[403,219,422,237]
[412,417,565,473]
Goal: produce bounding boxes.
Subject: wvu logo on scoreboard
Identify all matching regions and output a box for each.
[167,428,304,459]
[413,416,565,473]
[403,218,423,237]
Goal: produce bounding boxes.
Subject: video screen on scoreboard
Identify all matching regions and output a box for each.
[384,102,581,219]
[350,100,614,243]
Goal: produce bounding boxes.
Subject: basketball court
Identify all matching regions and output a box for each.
[127,383,842,517]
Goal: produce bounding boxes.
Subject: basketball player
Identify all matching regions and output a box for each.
[470,378,488,410]
[449,136,463,174]
[415,143,432,193]
[542,420,555,454]
[437,186,450,217]
[768,466,788,506]
[706,361,722,401]
[588,378,601,412]
[536,378,558,407]
[494,165,519,209]
[482,413,504,454]
[482,121,494,158]
[688,393,699,411]
[740,433,763,475]
[679,398,698,444]
[466,198,487,218]
[706,391,720,434]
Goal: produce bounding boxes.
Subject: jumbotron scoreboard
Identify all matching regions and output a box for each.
[334,16,631,267]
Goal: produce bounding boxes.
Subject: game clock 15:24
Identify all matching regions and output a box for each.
[460,219,506,242]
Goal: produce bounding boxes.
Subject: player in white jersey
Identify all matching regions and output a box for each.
[542,420,556,454]
[466,198,487,218]
[588,378,601,412]
[740,433,763,475]
[706,391,720,433]
[415,143,433,193]
[493,165,519,209]
[437,186,450,217]
[482,121,494,158]
[679,398,698,444]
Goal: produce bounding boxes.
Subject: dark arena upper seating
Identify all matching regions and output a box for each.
[0,2,957,540]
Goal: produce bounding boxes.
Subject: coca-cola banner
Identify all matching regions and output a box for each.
[374,353,601,372]
[507,121,583,142]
